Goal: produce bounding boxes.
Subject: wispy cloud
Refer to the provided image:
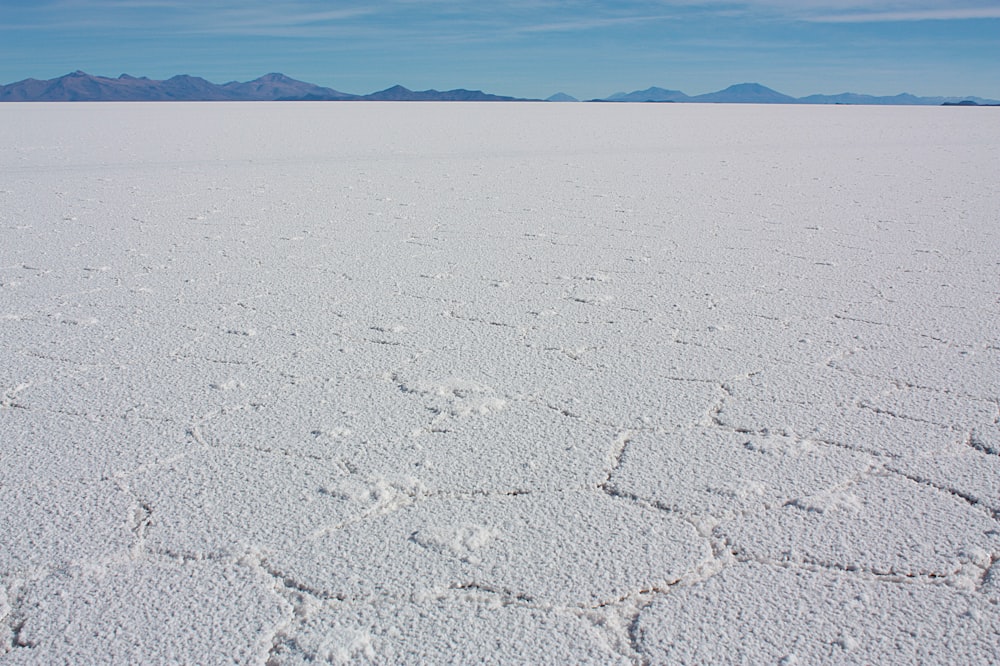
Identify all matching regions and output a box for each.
[516,14,678,33]
[1,0,382,37]
[645,0,1000,22]
[4,0,999,43]
[806,7,1000,22]
[11,0,1000,37]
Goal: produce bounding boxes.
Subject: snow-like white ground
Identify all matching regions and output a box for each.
[1,102,998,664]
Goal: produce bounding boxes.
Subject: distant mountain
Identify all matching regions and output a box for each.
[3,71,999,105]
[0,71,356,101]
[798,92,1000,106]
[0,71,218,101]
[223,73,356,101]
[797,92,918,105]
[361,84,524,101]
[0,73,528,102]
[690,83,796,104]
[599,83,1000,106]
[941,99,1000,107]
[602,86,690,103]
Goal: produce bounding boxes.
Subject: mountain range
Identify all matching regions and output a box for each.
[599,82,999,106]
[0,71,517,103]
[1,72,997,106]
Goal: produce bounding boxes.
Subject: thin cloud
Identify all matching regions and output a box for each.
[649,0,1000,22]
[2,1,379,36]
[806,7,1000,22]
[6,0,1000,37]
[517,14,677,33]
[197,6,376,31]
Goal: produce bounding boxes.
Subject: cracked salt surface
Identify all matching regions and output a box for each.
[1,102,999,663]
[270,491,708,607]
[269,598,630,664]
[636,562,1000,664]
[6,559,284,664]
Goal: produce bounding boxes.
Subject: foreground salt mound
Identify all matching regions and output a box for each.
[636,562,1000,664]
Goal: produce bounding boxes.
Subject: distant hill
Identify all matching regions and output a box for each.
[689,83,796,104]
[602,87,689,103]
[546,92,578,102]
[361,84,524,101]
[798,92,1000,106]
[941,100,1000,107]
[598,83,1000,106]
[797,92,928,105]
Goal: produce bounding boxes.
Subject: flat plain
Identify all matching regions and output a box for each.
[1,102,998,664]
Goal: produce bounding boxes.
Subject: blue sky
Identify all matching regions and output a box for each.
[2,1,999,99]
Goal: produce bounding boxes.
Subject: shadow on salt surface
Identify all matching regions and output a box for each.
[7,559,283,664]
[268,598,628,665]
[636,562,1000,665]
[269,491,709,608]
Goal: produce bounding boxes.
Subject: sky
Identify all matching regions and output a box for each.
[2,0,999,100]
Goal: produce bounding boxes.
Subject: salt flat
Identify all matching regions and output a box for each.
[1,101,998,664]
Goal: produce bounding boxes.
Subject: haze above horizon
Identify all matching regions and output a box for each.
[2,1,998,101]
